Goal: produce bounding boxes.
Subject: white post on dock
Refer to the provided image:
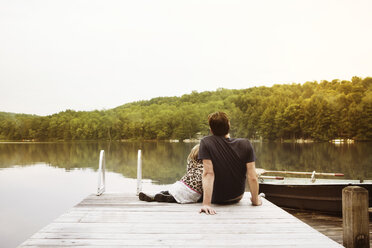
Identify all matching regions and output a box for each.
[96,150,106,196]
[342,186,369,248]
[136,149,142,196]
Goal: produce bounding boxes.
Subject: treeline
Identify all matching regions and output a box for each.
[1,76,371,141]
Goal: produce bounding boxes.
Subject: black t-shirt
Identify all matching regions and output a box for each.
[198,135,256,203]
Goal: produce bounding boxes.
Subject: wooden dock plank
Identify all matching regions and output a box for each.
[19,193,343,247]
[21,238,338,246]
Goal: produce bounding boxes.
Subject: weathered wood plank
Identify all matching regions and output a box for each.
[19,245,335,248]
[21,238,337,246]
[29,232,333,240]
[55,216,301,224]
[38,223,315,234]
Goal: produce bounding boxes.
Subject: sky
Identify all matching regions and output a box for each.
[0,0,371,116]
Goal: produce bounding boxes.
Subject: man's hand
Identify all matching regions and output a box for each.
[251,195,262,206]
[199,205,217,215]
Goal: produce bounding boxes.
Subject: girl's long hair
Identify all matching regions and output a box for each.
[187,144,202,163]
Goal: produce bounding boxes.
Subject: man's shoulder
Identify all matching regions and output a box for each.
[201,135,212,139]
[228,138,254,151]
[200,135,216,142]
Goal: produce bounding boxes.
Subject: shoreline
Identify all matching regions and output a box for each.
[1,139,370,144]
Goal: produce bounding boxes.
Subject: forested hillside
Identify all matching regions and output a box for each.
[1,76,371,141]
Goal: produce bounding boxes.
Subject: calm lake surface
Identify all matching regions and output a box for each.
[1,141,371,247]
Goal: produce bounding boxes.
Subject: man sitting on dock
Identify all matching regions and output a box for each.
[198,112,262,215]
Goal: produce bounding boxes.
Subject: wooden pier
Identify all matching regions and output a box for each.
[20,192,342,247]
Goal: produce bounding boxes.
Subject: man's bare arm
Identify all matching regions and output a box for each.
[200,159,216,215]
[246,161,262,206]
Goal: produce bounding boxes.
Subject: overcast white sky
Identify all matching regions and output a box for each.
[0,0,371,116]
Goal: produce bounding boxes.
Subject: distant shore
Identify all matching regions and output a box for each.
[1,138,369,144]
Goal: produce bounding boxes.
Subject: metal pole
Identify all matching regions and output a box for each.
[136,149,142,196]
[97,150,106,196]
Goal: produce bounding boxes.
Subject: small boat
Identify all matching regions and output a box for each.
[257,169,372,214]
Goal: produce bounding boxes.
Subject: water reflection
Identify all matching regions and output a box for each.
[0,141,371,183]
[254,142,372,180]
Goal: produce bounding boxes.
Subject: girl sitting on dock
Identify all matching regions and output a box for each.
[139,144,203,203]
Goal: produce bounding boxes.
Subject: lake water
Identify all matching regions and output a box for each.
[0,141,371,247]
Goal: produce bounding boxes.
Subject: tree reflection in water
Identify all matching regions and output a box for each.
[0,141,370,183]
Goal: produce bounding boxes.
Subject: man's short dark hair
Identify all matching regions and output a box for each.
[208,112,230,136]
